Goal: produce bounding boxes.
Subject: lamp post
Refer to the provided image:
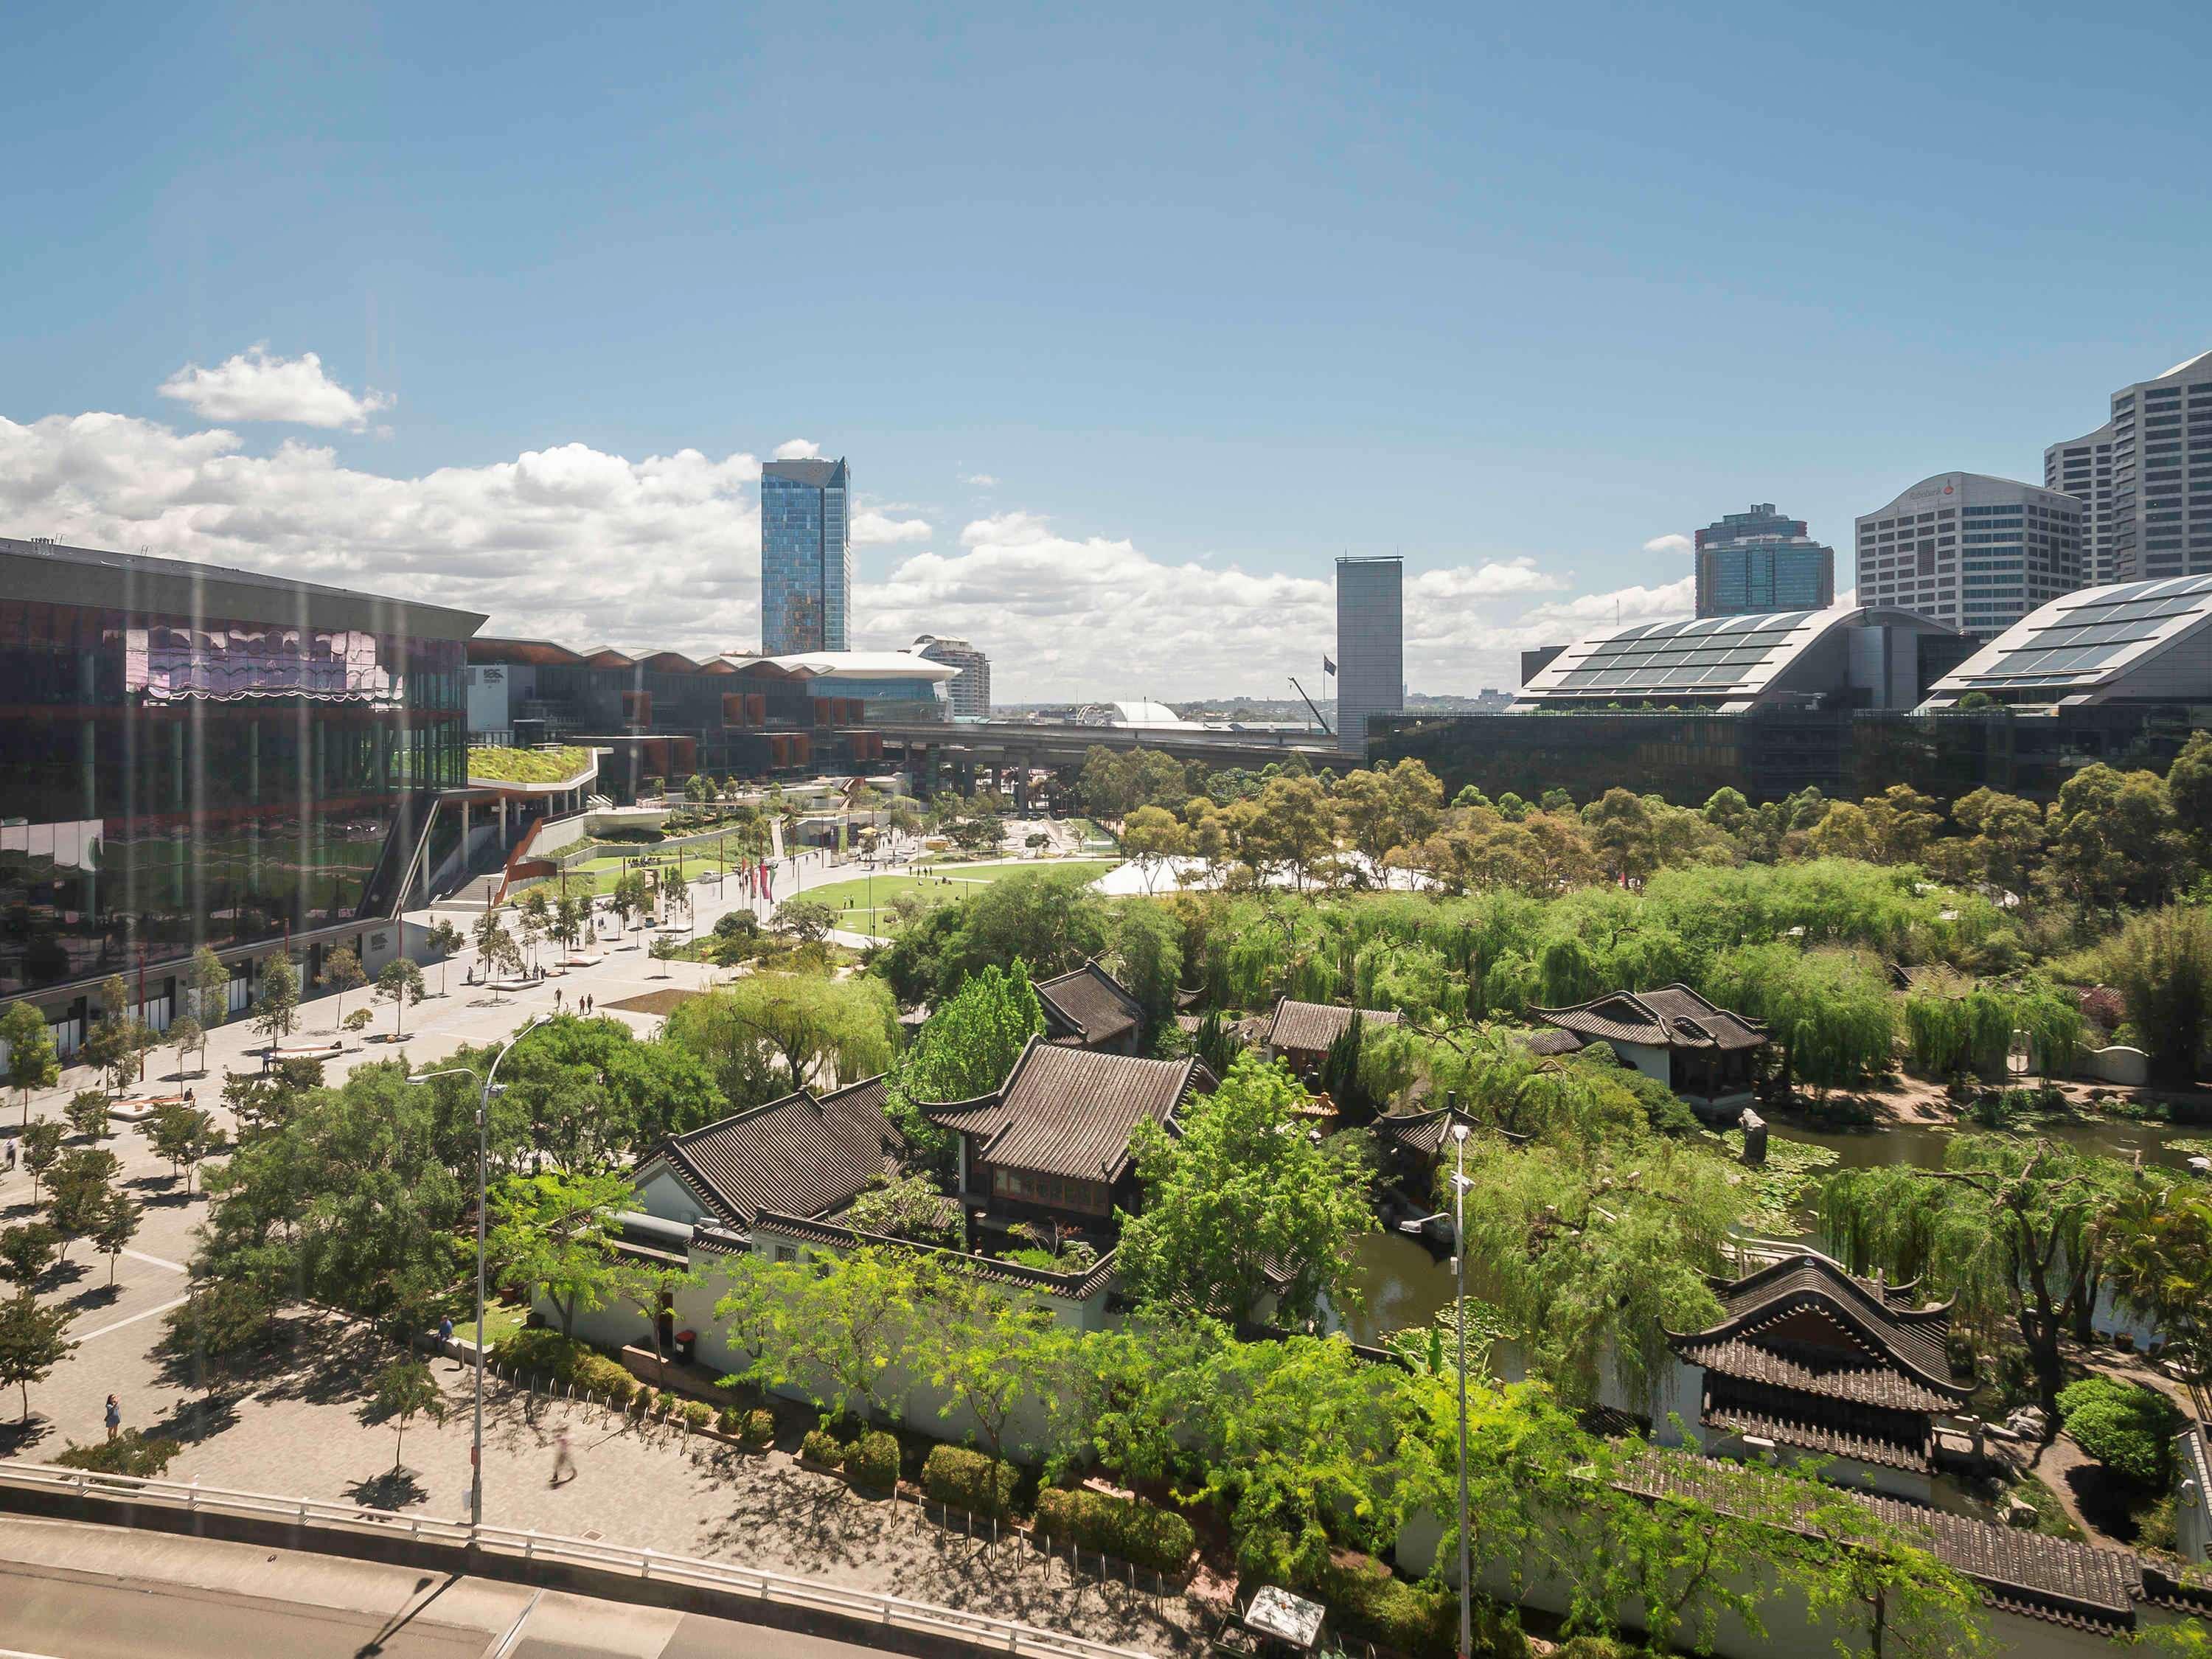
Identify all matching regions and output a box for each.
[406,1010,552,1533]
[1449,1119,1472,1659]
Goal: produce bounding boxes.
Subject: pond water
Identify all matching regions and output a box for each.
[1341,1114,2208,1347]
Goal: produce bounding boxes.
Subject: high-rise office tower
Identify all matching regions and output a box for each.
[911,634,992,717]
[2044,422,2118,585]
[1693,504,1836,616]
[1335,555,1403,754]
[2046,350,2212,584]
[759,456,853,654]
[1854,473,2084,639]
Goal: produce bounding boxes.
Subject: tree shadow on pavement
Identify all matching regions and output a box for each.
[0,1415,56,1458]
[347,1467,431,1512]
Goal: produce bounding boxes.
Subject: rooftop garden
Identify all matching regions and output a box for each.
[467,745,595,785]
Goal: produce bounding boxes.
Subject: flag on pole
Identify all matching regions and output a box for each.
[1323,657,1337,675]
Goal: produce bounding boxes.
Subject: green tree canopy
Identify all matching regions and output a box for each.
[1115,1051,1374,1327]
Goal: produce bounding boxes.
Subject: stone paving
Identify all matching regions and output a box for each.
[0,835,1185,1652]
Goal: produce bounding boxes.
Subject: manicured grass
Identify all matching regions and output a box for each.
[802,858,1121,937]
[462,1302,529,1349]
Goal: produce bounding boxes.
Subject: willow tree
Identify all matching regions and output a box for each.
[1451,1134,1737,1408]
[1704,942,1896,1097]
[1819,1137,2136,1421]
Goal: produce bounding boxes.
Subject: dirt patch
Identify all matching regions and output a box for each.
[603,988,702,1017]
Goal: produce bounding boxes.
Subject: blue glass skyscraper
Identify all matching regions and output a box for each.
[760,457,852,653]
[1694,504,1835,617]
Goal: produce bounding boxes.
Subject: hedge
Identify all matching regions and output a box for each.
[922,1445,1019,1518]
[2056,1376,2182,1486]
[489,1329,636,1405]
[681,1399,712,1430]
[740,1408,776,1447]
[1313,1551,1526,1659]
[846,1430,900,1489]
[1034,1487,1195,1574]
[801,1429,846,1468]
[53,1432,185,1479]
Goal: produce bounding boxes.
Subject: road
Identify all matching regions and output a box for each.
[0,1517,904,1659]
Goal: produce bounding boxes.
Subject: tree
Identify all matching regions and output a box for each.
[2045,763,2185,911]
[471,912,524,992]
[166,1014,204,1082]
[882,962,1044,1175]
[1118,804,1189,893]
[159,1279,270,1399]
[370,1357,448,1470]
[1115,1052,1374,1327]
[1789,1486,1992,1659]
[842,1173,962,1245]
[147,1104,225,1193]
[0,1222,60,1296]
[648,933,684,977]
[2166,728,2212,866]
[663,975,896,1106]
[80,976,154,1095]
[487,1169,630,1340]
[1948,787,2043,893]
[732,1245,928,1425]
[0,1294,74,1420]
[2110,904,2212,1084]
[191,945,230,1041]
[425,919,467,995]
[90,1187,142,1288]
[928,1277,1076,1467]
[1821,1138,2132,1420]
[2096,1185,2212,1420]
[612,1256,696,1363]
[64,1090,109,1140]
[1,1001,60,1127]
[375,959,427,1040]
[321,946,366,1026]
[771,896,836,943]
[253,956,300,1042]
[46,1148,120,1262]
[20,1118,63,1203]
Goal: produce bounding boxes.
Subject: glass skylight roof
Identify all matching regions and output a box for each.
[1938,575,2212,689]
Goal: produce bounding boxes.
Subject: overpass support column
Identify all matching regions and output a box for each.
[954,754,975,798]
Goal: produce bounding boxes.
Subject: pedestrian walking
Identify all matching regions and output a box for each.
[104,1394,120,1443]
[551,1427,576,1486]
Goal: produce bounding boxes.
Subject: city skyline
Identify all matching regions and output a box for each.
[1,4,2207,699]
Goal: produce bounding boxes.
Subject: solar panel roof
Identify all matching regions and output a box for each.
[1517,610,1853,704]
[1935,575,2212,690]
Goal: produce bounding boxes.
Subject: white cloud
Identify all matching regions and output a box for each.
[0,411,765,655]
[771,438,821,460]
[851,509,933,546]
[1833,586,1857,610]
[963,473,998,487]
[0,392,1689,699]
[1643,532,1694,557]
[1408,558,1565,602]
[158,346,392,431]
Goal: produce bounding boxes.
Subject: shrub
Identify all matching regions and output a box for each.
[2056,1377,2182,1486]
[631,1387,655,1416]
[801,1428,846,1468]
[681,1399,712,1430]
[1551,1640,1635,1659]
[923,1444,1019,1518]
[51,1431,185,1479]
[846,1430,900,1489]
[1034,1486,1196,1574]
[715,1408,739,1434]
[488,1329,636,1405]
[742,1408,775,1447]
[1312,1551,1526,1658]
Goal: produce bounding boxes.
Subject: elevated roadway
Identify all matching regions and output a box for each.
[872,720,1347,799]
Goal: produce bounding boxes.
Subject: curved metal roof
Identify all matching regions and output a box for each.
[1513,606,1920,710]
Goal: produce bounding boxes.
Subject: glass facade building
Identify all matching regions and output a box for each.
[760,457,852,654]
[0,538,479,1023]
[1693,504,1835,617]
[1335,555,1403,754]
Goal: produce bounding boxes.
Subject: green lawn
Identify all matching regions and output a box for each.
[460,1301,528,1350]
[804,858,1121,937]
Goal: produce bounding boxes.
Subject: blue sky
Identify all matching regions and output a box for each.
[3,1,2207,697]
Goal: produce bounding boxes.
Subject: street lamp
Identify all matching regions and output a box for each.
[406,1010,552,1533]
[1449,1119,1472,1659]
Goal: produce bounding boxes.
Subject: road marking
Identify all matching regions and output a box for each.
[122,1248,188,1273]
[74,1295,188,1343]
[484,1587,544,1659]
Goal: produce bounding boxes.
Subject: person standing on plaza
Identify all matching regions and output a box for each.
[104,1394,120,1442]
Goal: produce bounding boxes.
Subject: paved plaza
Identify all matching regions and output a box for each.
[0,838,1184,1652]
